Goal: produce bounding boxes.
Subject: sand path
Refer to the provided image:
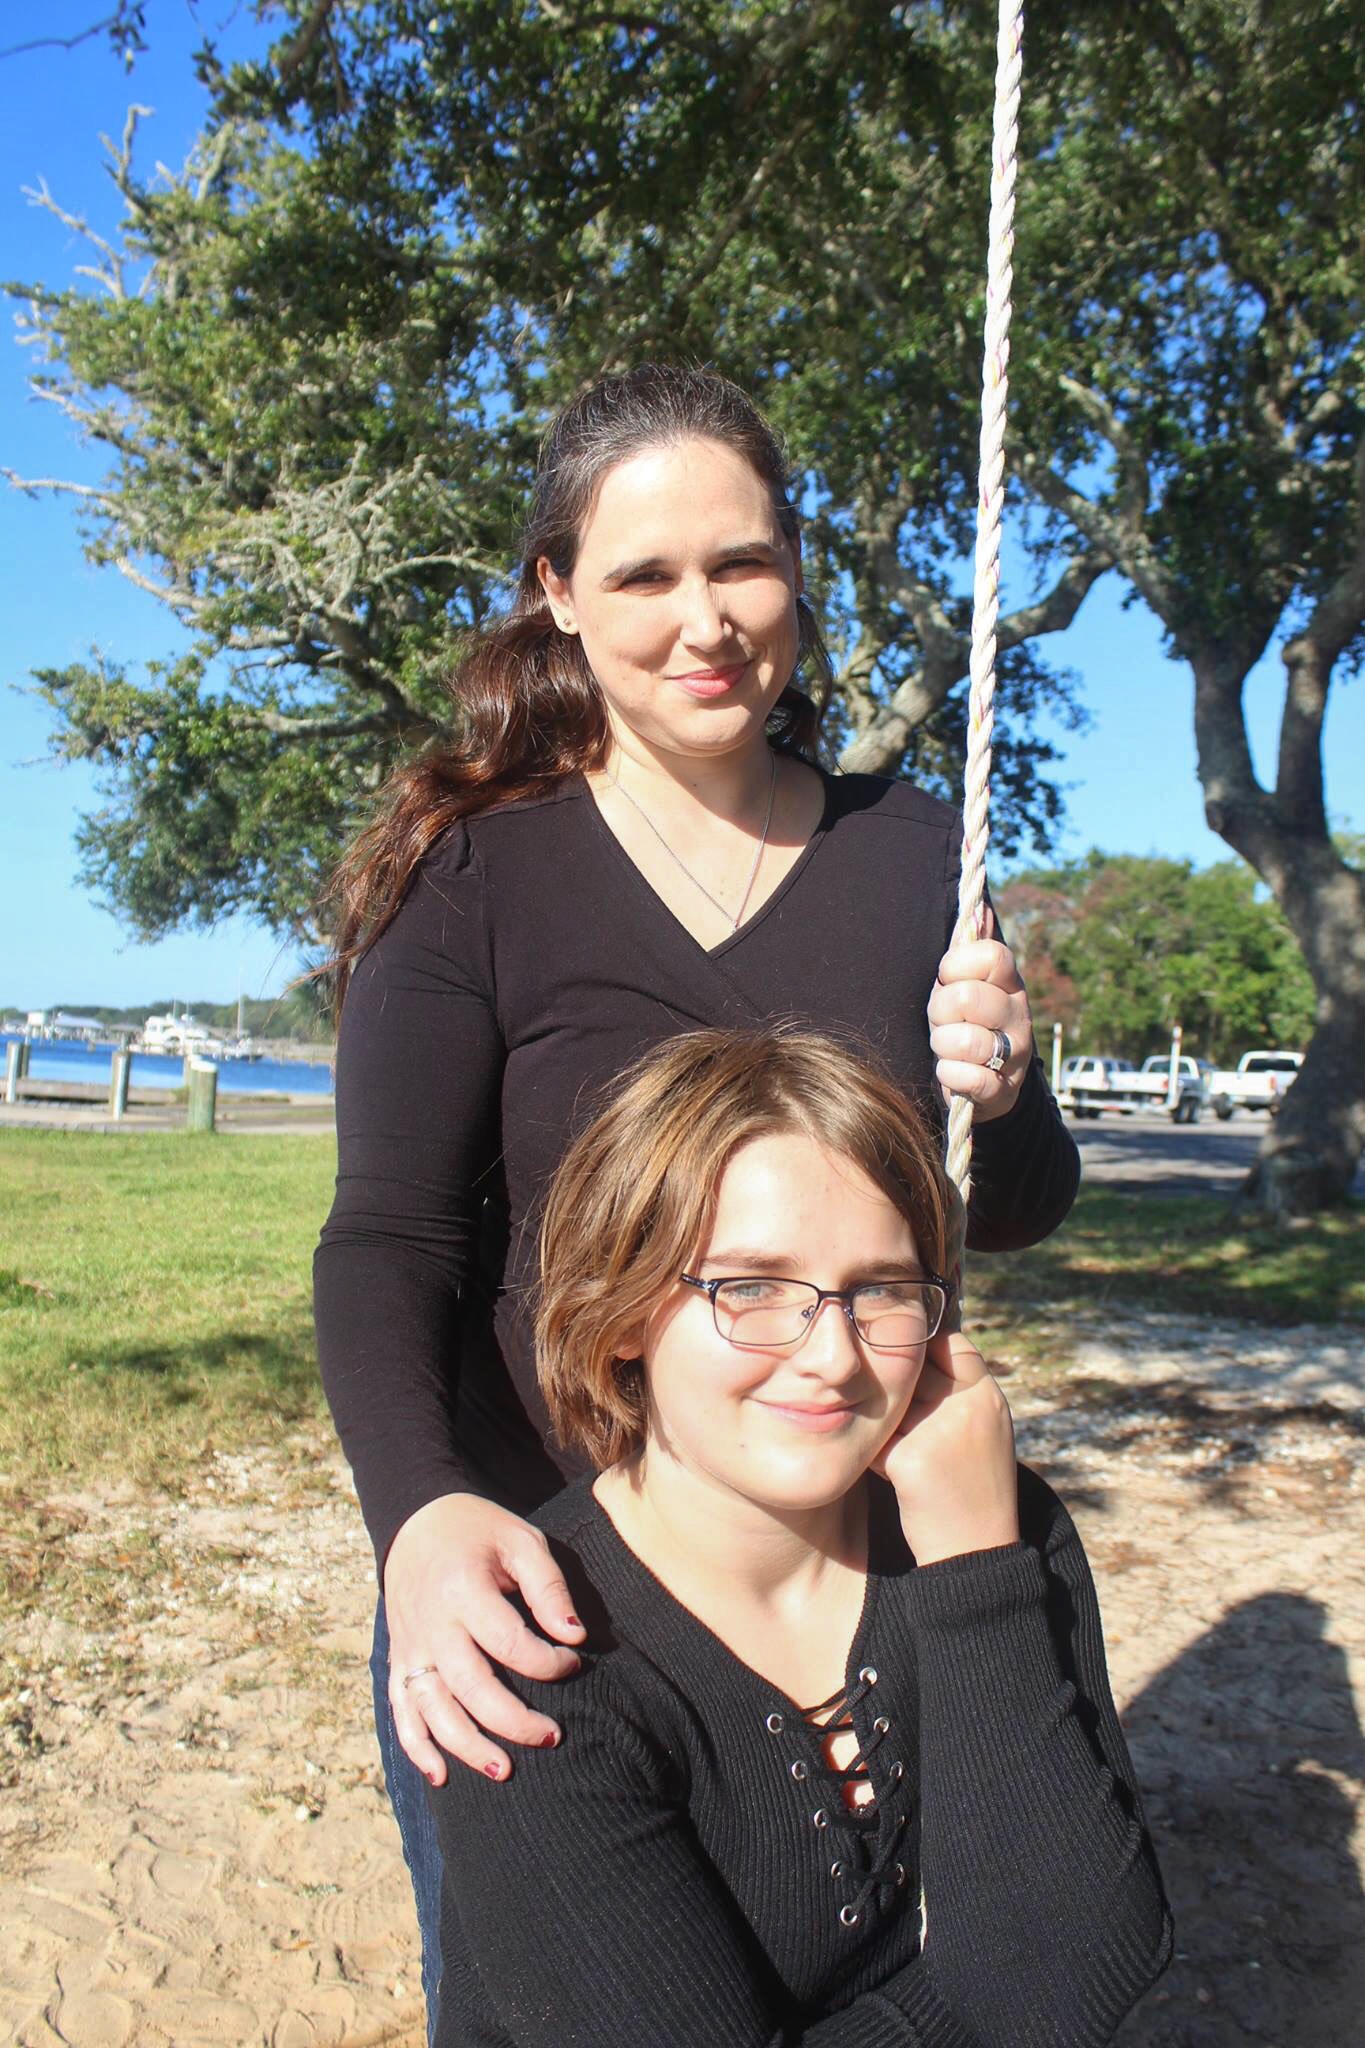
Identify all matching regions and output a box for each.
[2,1312,1361,2048]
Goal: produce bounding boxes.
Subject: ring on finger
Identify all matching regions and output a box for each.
[985,1028,1012,1075]
[400,1665,439,1690]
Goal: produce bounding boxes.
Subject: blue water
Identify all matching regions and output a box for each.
[1,1033,334,1098]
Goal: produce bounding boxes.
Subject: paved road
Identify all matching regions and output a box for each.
[1069,1109,1365,1199]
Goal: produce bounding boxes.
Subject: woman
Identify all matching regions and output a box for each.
[428,1027,1171,2046]
[314,364,1080,2028]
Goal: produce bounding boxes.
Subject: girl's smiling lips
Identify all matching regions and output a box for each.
[754,1399,862,1434]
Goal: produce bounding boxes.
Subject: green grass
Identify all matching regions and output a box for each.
[1,1135,1360,1502]
[971,1189,1365,1330]
[0,1129,337,1490]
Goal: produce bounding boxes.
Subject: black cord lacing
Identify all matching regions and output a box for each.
[795,1671,914,1928]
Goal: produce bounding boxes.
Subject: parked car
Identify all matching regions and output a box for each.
[1129,1054,1211,1123]
[1058,1053,1209,1122]
[1206,1050,1304,1120]
[1057,1055,1143,1119]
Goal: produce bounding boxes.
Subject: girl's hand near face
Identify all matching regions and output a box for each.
[873,1330,1020,1567]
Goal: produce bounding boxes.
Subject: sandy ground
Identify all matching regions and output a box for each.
[1,1311,1361,2048]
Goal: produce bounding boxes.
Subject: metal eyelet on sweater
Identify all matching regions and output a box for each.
[812,1808,830,1829]
[873,1715,890,1735]
[888,1760,904,1782]
[839,1904,861,1928]
[765,1712,784,1734]
[858,1666,878,1685]
[830,1859,848,1881]
[790,1760,809,1782]
[895,1863,908,1887]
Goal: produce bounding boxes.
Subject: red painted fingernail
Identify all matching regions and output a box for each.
[484,1762,503,1780]
[565,1614,582,1629]
[427,1770,440,1786]
[540,1732,559,1749]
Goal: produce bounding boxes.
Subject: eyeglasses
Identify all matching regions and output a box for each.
[679,1272,951,1352]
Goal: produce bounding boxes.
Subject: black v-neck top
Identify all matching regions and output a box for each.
[315,771,1080,1570]
[427,1468,1172,2047]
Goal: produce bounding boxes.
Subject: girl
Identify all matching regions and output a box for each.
[426,1028,1171,2047]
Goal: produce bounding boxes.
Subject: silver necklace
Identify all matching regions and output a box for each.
[607,749,779,932]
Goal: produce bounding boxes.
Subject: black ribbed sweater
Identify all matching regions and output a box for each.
[428,1468,1171,2048]
[315,772,1080,1572]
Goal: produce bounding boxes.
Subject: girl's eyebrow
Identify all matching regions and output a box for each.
[600,539,782,588]
[697,1250,928,1280]
[697,1249,800,1274]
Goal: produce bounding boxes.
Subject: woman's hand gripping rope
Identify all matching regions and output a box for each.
[927,907,1034,1120]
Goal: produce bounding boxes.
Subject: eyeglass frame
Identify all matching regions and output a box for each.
[678,1271,953,1352]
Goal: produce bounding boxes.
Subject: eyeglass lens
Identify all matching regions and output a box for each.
[711,1279,944,1350]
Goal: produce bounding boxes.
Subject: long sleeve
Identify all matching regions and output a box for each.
[313,825,505,1572]
[966,1055,1079,1251]
[882,1470,1173,2044]
[427,1474,1170,2048]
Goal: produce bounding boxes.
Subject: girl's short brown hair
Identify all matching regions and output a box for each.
[536,1028,955,1470]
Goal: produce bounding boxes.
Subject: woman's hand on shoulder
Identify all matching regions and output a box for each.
[873,1330,1020,1567]
[383,1493,587,1784]
[928,910,1033,1120]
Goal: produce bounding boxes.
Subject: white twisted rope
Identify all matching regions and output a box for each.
[944,0,1024,1266]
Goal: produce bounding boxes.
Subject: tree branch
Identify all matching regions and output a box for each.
[275,0,340,90]
[0,12,132,60]
[2,469,110,503]
[234,705,420,742]
[1274,428,1365,835]
[838,543,1112,775]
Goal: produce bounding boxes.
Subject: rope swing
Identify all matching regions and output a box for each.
[945,0,1024,1254]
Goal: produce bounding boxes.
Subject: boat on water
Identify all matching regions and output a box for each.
[136,1013,263,1061]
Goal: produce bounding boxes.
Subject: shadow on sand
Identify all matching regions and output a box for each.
[1116,1590,1364,2047]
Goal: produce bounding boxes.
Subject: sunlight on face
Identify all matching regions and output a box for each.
[638,1130,929,1514]
[538,438,802,763]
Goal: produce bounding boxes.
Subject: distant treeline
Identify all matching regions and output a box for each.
[998,853,1315,1067]
[6,985,333,1044]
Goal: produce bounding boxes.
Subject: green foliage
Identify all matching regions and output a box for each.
[999,853,1316,1063]
[7,0,1362,995]
[6,1,1098,938]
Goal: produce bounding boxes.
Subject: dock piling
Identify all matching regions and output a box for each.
[4,1040,30,1105]
[109,1048,132,1120]
[185,1058,219,1134]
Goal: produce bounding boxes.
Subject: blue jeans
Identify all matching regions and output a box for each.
[371,1598,446,2044]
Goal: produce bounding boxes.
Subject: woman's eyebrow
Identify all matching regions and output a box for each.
[600,539,782,587]
[600,553,668,587]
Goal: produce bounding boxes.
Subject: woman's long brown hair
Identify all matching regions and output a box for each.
[320,364,833,1019]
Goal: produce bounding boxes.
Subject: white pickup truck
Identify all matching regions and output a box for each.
[1058,1054,1206,1121]
[1132,1054,1210,1122]
[1206,1050,1304,1120]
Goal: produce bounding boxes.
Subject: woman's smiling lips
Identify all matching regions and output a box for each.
[669,661,750,698]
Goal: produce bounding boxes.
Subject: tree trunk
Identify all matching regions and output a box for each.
[1227,849,1365,1216]
[1241,992,1365,1214]
[1191,630,1365,1217]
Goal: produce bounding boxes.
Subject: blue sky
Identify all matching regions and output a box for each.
[2,5,1361,1009]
